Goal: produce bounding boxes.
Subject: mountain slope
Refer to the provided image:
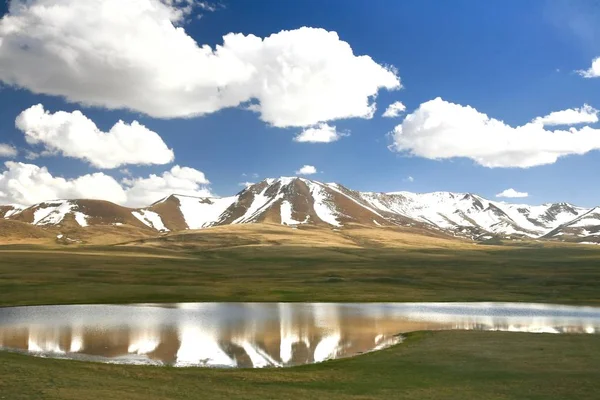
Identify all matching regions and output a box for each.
[0,205,25,219]
[543,207,600,243]
[9,200,154,231]
[1,177,597,243]
[359,192,588,239]
[0,219,54,243]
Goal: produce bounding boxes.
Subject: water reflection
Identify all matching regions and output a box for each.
[0,302,599,368]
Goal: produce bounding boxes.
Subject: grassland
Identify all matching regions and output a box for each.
[1,331,599,399]
[1,224,600,399]
[1,225,600,306]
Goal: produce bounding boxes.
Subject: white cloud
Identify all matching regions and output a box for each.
[15,104,174,169]
[162,0,220,15]
[406,176,414,182]
[577,57,600,78]
[238,181,254,188]
[295,165,317,175]
[0,161,127,205]
[0,162,211,207]
[24,150,40,160]
[0,0,400,127]
[0,144,17,158]
[123,165,212,207]
[496,188,529,198]
[382,101,406,118]
[293,123,346,143]
[533,104,598,126]
[390,97,600,168]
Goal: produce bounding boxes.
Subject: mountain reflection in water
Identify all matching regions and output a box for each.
[0,302,598,368]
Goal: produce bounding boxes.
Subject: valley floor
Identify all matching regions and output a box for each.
[1,238,600,306]
[2,229,600,399]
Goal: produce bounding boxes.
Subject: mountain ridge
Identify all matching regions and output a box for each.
[1,177,598,244]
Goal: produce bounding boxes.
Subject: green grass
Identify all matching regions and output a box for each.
[1,331,599,399]
[2,243,600,399]
[1,244,600,306]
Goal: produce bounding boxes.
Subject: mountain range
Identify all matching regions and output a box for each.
[1,177,599,245]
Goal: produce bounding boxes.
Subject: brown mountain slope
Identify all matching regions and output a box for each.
[146,196,195,231]
[12,199,151,230]
[0,220,54,244]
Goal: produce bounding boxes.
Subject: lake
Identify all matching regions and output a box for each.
[0,302,598,368]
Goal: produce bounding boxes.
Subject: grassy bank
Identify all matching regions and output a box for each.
[1,331,599,399]
[1,243,600,306]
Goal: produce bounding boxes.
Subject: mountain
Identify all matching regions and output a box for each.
[359,192,588,239]
[8,199,152,230]
[543,207,600,244]
[0,205,25,219]
[1,177,598,244]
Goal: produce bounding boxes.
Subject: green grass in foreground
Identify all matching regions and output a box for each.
[1,244,600,306]
[1,244,600,399]
[1,331,599,400]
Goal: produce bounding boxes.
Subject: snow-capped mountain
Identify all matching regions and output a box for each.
[1,177,597,243]
[7,199,153,231]
[543,207,600,243]
[359,192,588,238]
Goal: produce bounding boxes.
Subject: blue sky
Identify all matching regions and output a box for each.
[1,0,599,207]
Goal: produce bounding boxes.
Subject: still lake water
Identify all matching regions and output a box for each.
[0,302,599,368]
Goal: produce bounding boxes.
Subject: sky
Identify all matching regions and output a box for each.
[0,0,600,207]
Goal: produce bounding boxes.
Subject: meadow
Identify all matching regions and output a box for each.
[1,225,600,399]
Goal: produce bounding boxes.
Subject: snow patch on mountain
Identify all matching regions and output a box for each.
[74,212,89,227]
[280,200,305,225]
[304,181,341,226]
[234,187,282,224]
[132,210,168,231]
[177,195,238,229]
[570,208,600,228]
[32,201,76,225]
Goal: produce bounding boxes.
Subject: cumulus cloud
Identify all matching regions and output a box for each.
[0,162,212,207]
[390,97,600,168]
[0,161,127,205]
[295,165,317,175]
[293,123,346,143]
[162,0,220,15]
[0,0,400,127]
[382,101,406,118]
[496,188,529,198]
[123,165,212,206]
[577,57,600,78]
[405,176,414,182]
[0,144,17,158]
[238,181,254,188]
[533,104,599,126]
[15,104,174,169]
